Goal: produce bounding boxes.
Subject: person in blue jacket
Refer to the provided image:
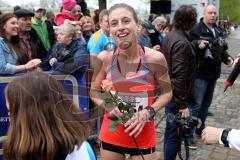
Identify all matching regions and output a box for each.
[46,23,89,74]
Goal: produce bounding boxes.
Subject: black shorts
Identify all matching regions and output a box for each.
[100,141,155,156]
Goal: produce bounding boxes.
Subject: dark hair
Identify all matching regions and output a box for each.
[173,5,197,31]
[109,3,138,23]
[0,13,28,64]
[4,71,89,160]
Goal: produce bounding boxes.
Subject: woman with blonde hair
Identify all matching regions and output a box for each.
[80,16,95,42]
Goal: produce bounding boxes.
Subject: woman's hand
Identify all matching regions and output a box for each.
[25,59,41,70]
[49,58,58,66]
[124,109,150,137]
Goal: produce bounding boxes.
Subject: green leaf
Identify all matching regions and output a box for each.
[118,102,126,111]
[109,121,120,132]
[108,114,119,121]
[99,92,111,100]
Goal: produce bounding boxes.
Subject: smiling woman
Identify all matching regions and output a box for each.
[0,13,42,74]
[90,3,172,160]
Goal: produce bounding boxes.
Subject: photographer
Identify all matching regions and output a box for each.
[190,5,234,141]
[202,127,240,151]
[162,5,197,160]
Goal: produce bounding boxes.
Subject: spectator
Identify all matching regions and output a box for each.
[150,16,167,48]
[148,14,157,22]
[137,19,155,48]
[0,13,41,74]
[87,9,116,55]
[46,23,88,74]
[55,0,78,26]
[14,8,49,61]
[76,0,90,16]
[202,127,240,151]
[32,5,55,51]
[72,4,83,20]
[80,16,95,43]
[90,3,172,160]
[46,10,56,26]
[162,5,198,159]
[3,71,90,160]
[190,5,234,138]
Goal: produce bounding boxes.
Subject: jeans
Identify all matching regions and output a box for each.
[194,78,217,134]
[164,101,194,160]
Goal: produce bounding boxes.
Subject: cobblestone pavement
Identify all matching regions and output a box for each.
[96,29,240,160]
[155,29,240,160]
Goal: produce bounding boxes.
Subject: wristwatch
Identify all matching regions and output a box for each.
[221,128,232,147]
[145,107,156,120]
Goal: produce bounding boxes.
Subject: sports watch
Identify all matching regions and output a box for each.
[221,128,232,147]
[145,107,156,120]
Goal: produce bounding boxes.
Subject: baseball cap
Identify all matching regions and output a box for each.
[141,20,155,33]
[33,6,45,12]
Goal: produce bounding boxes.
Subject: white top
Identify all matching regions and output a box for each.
[65,141,96,160]
[219,129,240,151]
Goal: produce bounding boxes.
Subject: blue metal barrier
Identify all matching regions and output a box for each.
[0,71,89,159]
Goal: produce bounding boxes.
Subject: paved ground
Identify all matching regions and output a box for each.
[155,28,240,160]
[96,29,240,160]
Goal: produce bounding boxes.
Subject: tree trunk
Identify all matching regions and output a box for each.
[98,0,107,11]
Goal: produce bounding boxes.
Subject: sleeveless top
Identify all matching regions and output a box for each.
[99,46,157,148]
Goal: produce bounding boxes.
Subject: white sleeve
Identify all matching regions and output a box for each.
[65,141,96,160]
[228,129,240,151]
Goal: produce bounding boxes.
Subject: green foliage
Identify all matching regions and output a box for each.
[100,91,136,132]
[220,0,240,23]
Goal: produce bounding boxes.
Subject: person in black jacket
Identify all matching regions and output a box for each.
[190,5,233,137]
[14,8,49,61]
[161,5,197,160]
[150,16,167,50]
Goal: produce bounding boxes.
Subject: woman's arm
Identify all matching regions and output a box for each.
[146,48,172,112]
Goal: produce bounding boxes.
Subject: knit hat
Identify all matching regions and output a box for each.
[62,0,76,11]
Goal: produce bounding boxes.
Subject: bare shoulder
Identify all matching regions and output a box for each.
[144,47,167,64]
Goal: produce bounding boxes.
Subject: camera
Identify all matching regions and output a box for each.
[175,113,201,134]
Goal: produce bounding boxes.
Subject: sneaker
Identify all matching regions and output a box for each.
[187,140,197,150]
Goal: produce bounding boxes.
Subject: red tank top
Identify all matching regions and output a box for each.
[99,46,157,148]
